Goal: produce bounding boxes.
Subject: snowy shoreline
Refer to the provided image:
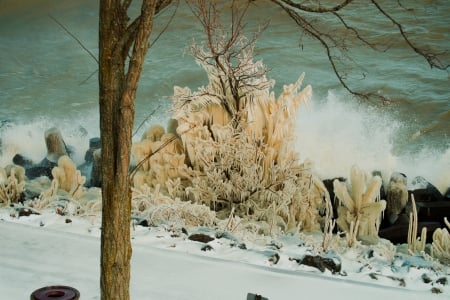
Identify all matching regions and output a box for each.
[1,208,448,299]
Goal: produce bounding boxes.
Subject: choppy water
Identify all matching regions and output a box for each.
[0,0,449,192]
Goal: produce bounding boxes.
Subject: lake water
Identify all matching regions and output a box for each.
[0,0,449,192]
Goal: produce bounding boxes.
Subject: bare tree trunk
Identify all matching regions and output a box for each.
[98,0,170,299]
[99,2,131,299]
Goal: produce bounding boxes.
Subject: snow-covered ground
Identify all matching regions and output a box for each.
[0,208,448,299]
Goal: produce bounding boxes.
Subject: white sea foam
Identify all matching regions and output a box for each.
[295,91,450,193]
[0,110,99,167]
[1,93,448,194]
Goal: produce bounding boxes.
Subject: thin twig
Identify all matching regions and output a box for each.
[150,0,180,48]
[49,15,98,64]
[132,104,162,137]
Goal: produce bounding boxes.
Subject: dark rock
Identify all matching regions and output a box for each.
[379,222,441,244]
[436,277,448,285]
[365,249,374,259]
[268,253,280,265]
[65,218,72,224]
[238,243,247,250]
[422,273,432,284]
[370,273,405,286]
[188,233,215,243]
[90,149,102,187]
[386,172,408,225]
[12,154,33,169]
[414,199,450,225]
[230,241,247,249]
[410,176,443,202]
[201,244,214,251]
[131,216,149,227]
[14,207,40,217]
[290,254,341,274]
[323,177,345,217]
[445,188,450,200]
[85,137,101,162]
[25,158,57,179]
[17,127,78,180]
[77,137,102,187]
[181,227,188,235]
[13,153,55,180]
[246,293,268,300]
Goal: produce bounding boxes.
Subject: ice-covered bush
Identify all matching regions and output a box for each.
[431,217,450,265]
[129,1,330,235]
[333,165,386,245]
[51,155,86,199]
[0,164,25,205]
[131,184,216,228]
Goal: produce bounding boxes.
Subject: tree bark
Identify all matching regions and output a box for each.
[99,1,160,299]
[99,2,131,299]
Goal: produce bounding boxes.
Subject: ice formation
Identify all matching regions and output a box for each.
[51,155,86,199]
[431,217,450,264]
[333,165,386,244]
[0,164,25,205]
[129,32,329,235]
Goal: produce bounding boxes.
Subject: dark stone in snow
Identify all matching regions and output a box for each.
[230,242,247,249]
[188,233,215,243]
[409,176,443,202]
[436,277,448,285]
[201,244,214,251]
[11,206,40,217]
[247,293,268,300]
[431,287,443,294]
[290,254,341,274]
[238,243,247,250]
[131,217,149,227]
[421,273,432,284]
[268,253,280,265]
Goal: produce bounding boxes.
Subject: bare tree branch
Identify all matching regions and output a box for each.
[274,0,354,13]
[150,0,179,48]
[272,0,389,103]
[49,15,98,64]
[370,0,449,70]
[331,11,389,52]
